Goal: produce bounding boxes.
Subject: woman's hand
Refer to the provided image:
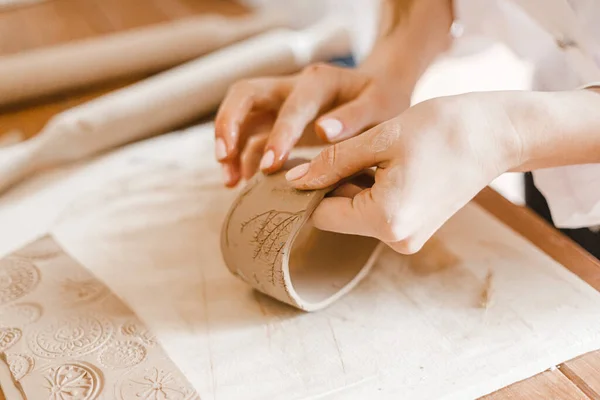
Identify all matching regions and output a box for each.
[285,88,600,254]
[214,62,412,187]
[213,0,456,187]
[284,91,532,254]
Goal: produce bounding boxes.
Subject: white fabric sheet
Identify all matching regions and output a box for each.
[2,125,600,399]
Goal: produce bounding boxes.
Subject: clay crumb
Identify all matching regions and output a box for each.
[480,270,494,309]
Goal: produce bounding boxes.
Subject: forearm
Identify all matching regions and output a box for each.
[359,0,454,92]
[507,89,600,171]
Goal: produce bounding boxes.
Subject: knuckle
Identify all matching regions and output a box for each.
[302,62,330,77]
[279,100,303,120]
[368,123,401,153]
[229,79,253,95]
[381,224,405,243]
[214,112,229,133]
[350,189,371,213]
[363,88,387,109]
[319,145,338,169]
[272,118,295,138]
[246,134,264,147]
[392,237,423,255]
[421,96,445,111]
[240,147,259,165]
[380,212,411,243]
[418,96,456,122]
[354,196,397,240]
[239,149,251,164]
[228,78,270,99]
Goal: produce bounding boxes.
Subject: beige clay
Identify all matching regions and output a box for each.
[221,160,383,311]
[0,236,200,400]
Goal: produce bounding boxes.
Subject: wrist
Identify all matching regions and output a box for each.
[503,90,600,171]
[360,0,453,91]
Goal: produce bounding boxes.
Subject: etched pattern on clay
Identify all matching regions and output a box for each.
[121,321,157,347]
[241,210,304,286]
[28,314,114,358]
[0,302,42,326]
[0,236,200,399]
[224,177,260,247]
[117,366,199,400]
[99,340,147,369]
[0,257,40,305]
[44,361,102,400]
[0,327,22,352]
[7,353,34,381]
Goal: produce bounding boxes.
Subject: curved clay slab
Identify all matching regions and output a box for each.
[221,160,383,311]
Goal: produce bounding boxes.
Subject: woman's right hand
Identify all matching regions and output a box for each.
[214,62,413,187]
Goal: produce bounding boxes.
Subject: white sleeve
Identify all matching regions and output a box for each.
[532,83,600,229]
[327,0,380,62]
[237,0,380,62]
[451,0,555,62]
[533,165,600,229]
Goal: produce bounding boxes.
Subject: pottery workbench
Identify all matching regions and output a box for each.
[1,0,600,399]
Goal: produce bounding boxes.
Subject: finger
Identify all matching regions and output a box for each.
[260,65,340,173]
[221,159,241,188]
[386,192,474,254]
[220,110,275,185]
[316,94,377,142]
[314,182,416,249]
[285,126,386,190]
[386,217,440,255]
[387,232,430,255]
[312,188,382,238]
[240,132,269,180]
[215,77,293,162]
[327,182,362,198]
[315,191,439,255]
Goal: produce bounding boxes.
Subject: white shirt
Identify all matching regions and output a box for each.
[453,0,600,229]
[244,0,600,229]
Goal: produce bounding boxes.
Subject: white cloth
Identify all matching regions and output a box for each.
[454,0,600,228]
[239,0,379,62]
[245,0,600,229]
[3,125,600,400]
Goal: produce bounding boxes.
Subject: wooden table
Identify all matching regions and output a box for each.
[1,1,600,398]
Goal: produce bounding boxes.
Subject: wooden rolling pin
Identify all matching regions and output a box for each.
[0,12,286,107]
[0,18,351,194]
[0,0,43,11]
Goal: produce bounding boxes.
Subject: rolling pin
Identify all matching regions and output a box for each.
[0,12,286,107]
[0,18,351,194]
[0,0,42,11]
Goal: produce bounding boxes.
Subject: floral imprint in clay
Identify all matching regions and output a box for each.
[221,159,384,311]
[0,235,200,400]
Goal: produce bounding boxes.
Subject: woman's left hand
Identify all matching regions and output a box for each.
[284,91,530,254]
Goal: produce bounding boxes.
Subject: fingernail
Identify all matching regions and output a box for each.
[260,150,275,170]
[318,118,343,141]
[222,165,231,183]
[285,163,310,181]
[215,138,227,160]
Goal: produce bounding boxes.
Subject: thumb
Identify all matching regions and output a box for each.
[315,95,376,142]
[310,189,381,238]
[285,127,384,190]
